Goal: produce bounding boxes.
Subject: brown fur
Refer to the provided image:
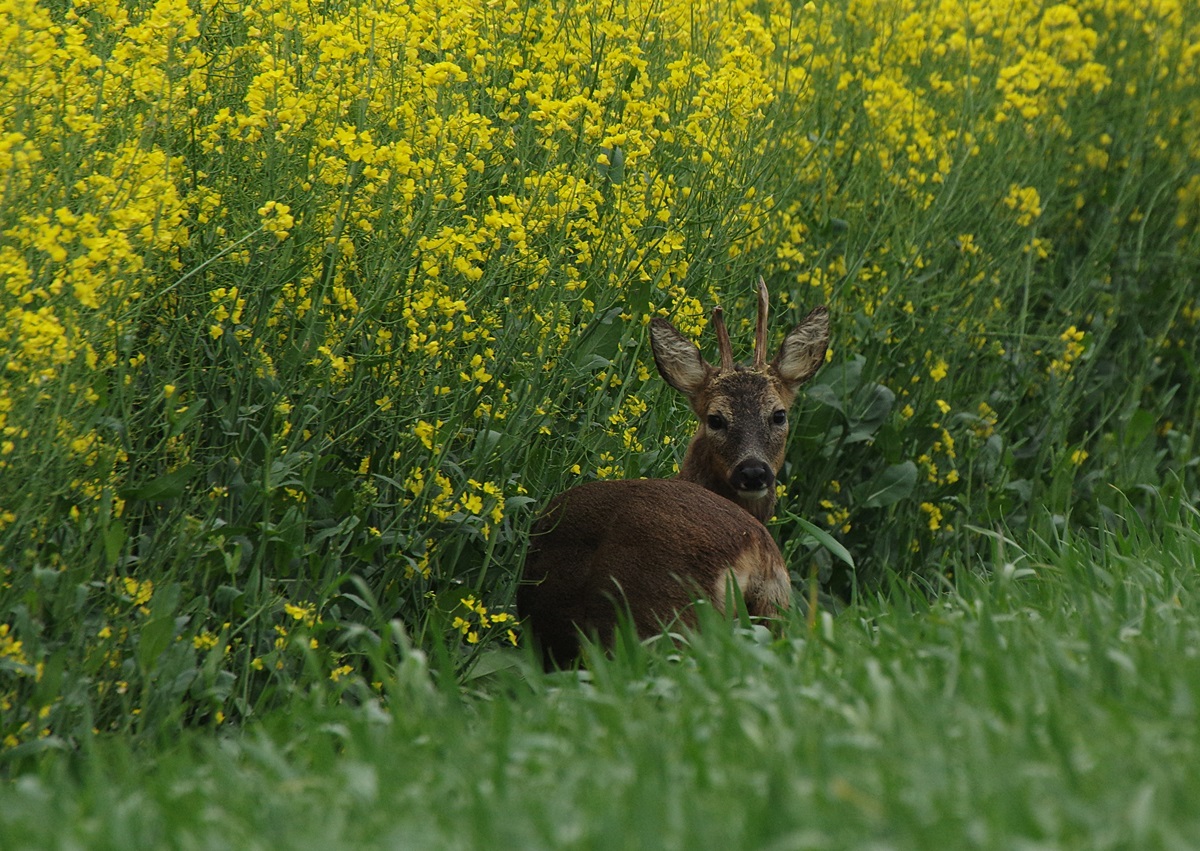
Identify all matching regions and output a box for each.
[674,368,795,523]
[517,480,788,668]
[517,291,830,669]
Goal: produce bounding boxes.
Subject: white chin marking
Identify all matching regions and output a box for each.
[738,489,770,500]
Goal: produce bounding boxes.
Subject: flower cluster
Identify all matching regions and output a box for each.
[452,595,516,647]
[1,0,1197,748]
[1049,326,1087,377]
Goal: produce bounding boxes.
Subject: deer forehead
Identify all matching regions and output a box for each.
[699,369,791,417]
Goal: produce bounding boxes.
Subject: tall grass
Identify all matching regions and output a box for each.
[4,499,1200,848]
[1,0,1198,754]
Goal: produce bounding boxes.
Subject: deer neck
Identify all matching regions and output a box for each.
[676,436,776,524]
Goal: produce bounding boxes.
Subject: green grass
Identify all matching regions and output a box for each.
[3,0,1200,844]
[5,500,1200,849]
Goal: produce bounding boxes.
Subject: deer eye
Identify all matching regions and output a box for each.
[707,413,727,431]
[771,409,787,426]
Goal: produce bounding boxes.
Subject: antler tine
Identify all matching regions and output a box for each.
[711,306,735,370]
[754,276,769,367]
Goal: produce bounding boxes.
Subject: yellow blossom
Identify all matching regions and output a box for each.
[1003,184,1043,227]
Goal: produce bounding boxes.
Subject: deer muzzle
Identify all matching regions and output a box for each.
[729,459,774,498]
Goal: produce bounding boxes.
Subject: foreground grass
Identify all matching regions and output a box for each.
[4,503,1198,850]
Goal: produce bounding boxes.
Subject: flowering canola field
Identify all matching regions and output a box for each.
[1,0,1198,749]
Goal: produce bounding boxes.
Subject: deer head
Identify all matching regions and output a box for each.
[648,278,830,523]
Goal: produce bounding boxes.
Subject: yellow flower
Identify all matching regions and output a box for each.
[0,624,28,664]
[284,602,315,623]
[414,420,442,451]
[257,200,295,240]
[122,577,153,606]
[193,631,219,651]
[1050,325,1086,376]
[1003,184,1043,227]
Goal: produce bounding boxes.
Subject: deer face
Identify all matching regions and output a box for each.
[648,290,829,522]
[692,368,793,500]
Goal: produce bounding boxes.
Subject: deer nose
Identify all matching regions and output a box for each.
[730,460,774,495]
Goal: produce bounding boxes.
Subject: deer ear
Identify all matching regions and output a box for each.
[649,318,711,397]
[772,306,829,393]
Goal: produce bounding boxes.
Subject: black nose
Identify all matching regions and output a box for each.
[730,460,774,493]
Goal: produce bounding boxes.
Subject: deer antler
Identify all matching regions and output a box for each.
[754,276,769,367]
[711,306,735,370]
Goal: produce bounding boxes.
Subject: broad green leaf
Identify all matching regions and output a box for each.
[138,616,175,673]
[121,466,196,502]
[790,515,855,569]
[858,461,918,509]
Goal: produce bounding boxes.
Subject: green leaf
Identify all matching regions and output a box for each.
[845,383,896,444]
[790,515,855,569]
[570,306,625,369]
[858,461,918,509]
[167,398,206,439]
[103,519,126,567]
[461,649,523,682]
[805,383,845,415]
[855,383,896,425]
[138,616,175,673]
[1123,407,1156,450]
[121,466,196,502]
[597,145,626,184]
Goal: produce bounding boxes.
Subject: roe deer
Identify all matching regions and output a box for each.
[518,279,830,668]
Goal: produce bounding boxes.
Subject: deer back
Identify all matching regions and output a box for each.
[517,479,788,668]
